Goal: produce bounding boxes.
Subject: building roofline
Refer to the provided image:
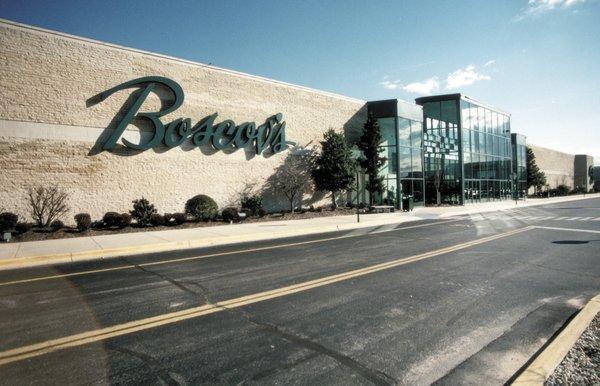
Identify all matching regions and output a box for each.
[415,93,510,116]
[0,18,365,104]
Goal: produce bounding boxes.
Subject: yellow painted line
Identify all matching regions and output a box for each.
[0,226,532,366]
[0,219,461,287]
[512,294,600,385]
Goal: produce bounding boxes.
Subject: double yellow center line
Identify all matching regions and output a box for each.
[0,226,533,366]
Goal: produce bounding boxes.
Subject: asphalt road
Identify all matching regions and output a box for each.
[1,198,599,385]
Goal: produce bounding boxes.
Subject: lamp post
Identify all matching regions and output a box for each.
[356,167,361,223]
[352,146,366,223]
[512,172,518,205]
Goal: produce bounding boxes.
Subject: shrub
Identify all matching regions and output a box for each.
[556,184,569,196]
[149,213,165,226]
[91,220,104,229]
[103,212,122,228]
[130,197,157,226]
[119,213,132,228]
[221,207,240,222]
[15,222,31,234]
[241,194,263,216]
[74,213,92,231]
[185,194,218,221]
[50,220,64,231]
[0,212,18,232]
[166,213,186,226]
[257,208,268,217]
[173,213,186,225]
[27,186,69,227]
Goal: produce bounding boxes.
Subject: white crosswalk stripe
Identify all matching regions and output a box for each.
[464,212,600,224]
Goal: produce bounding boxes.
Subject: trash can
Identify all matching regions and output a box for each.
[402,195,414,212]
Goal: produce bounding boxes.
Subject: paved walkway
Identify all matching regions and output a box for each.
[0,194,598,269]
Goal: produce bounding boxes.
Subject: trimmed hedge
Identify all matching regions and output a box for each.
[149,213,165,226]
[221,207,240,222]
[0,212,18,232]
[185,195,218,221]
[50,220,64,231]
[74,213,92,231]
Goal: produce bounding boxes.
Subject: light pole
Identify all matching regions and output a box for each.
[356,167,360,223]
[512,172,518,205]
[352,146,366,223]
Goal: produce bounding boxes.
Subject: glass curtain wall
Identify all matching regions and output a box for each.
[378,117,399,206]
[417,94,513,205]
[398,117,424,204]
[512,133,527,198]
[422,100,461,205]
[375,116,424,206]
[460,99,512,203]
[366,100,425,208]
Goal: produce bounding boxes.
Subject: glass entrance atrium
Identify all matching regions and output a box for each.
[416,94,514,205]
[364,94,522,208]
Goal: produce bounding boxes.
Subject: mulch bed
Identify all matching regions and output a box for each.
[9,207,359,243]
[545,313,600,385]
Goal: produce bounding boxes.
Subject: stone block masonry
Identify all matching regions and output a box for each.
[530,145,576,189]
[0,19,367,222]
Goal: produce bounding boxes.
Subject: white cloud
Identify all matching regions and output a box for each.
[514,0,584,21]
[402,78,440,95]
[484,59,496,67]
[379,79,402,90]
[445,65,490,90]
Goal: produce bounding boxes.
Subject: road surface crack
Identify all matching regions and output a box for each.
[107,345,182,385]
[123,257,205,299]
[126,261,396,385]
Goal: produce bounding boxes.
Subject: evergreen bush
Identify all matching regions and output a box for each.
[130,197,157,226]
[103,212,122,228]
[311,129,356,209]
[221,207,240,222]
[0,212,18,232]
[119,213,132,228]
[185,195,218,221]
[149,213,165,226]
[74,213,92,231]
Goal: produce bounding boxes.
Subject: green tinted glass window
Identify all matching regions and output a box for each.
[410,120,422,148]
[399,146,411,178]
[411,148,422,177]
[398,118,410,147]
[378,118,396,147]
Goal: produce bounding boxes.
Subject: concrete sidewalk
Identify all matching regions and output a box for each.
[1,194,598,270]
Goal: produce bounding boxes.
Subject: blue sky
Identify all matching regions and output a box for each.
[1,0,599,161]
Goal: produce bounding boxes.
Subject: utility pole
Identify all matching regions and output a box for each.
[356,167,360,223]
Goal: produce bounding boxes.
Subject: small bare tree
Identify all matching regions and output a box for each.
[265,146,314,213]
[28,186,69,227]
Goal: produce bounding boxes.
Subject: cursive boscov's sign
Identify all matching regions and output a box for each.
[97,76,293,154]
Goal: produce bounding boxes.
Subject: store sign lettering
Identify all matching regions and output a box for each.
[97,76,293,154]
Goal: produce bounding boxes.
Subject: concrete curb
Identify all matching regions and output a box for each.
[0,219,423,270]
[511,294,600,385]
[1,193,598,271]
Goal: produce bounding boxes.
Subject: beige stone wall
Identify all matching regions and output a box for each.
[0,20,367,222]
[529,145,575,189]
